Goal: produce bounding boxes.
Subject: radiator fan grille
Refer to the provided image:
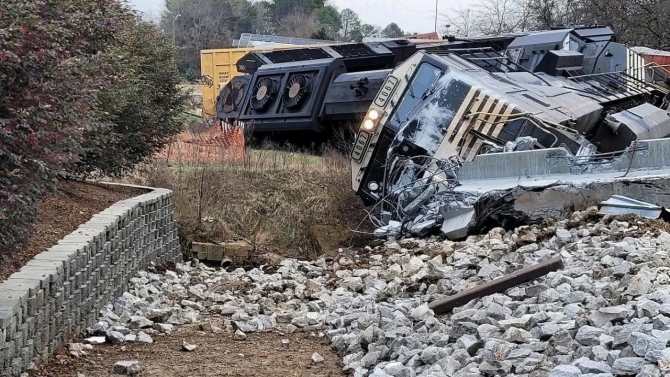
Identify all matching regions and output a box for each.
[220,80,248,113]
[250,77,278,112]
[282,74,312,110]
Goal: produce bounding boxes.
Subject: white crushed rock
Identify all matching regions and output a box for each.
[83,208,670,377]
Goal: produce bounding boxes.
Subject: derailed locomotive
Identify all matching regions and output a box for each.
[214,36,521,147]
[349,27,670,238]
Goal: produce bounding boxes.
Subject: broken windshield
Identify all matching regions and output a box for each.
[398,77,470,155]
[391,63,443,127]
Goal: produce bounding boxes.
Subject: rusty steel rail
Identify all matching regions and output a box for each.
[429,256,564,315]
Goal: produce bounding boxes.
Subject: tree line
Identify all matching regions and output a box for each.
[442,0,669,51]
[159,0,406,78]
[160,0,670,79]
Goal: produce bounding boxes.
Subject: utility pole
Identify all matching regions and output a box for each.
[434,0,438,33]
[172,13,182,70]
[173,13,181,48]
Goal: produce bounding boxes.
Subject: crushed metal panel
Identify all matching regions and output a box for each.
[448,138,670,237]
[374,221,401,238]
[505,177,670,222]
[594,104,670,153]
[456,138,670,184]
[439,208,476,239]
[598,195,663,219]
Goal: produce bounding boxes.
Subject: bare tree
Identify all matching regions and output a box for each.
[140,10,162,24]
[475,0,532,35]
[161,0,251,76]
[532,0,670,50]
[442,0,532,37]
[252,1,274,34]
[527,0,587,29]
[519,0,669,50]
[276,10,321,38]
[587,0,670,50]
[441,6,476,36]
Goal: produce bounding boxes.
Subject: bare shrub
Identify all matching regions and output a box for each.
[129,144,370,259]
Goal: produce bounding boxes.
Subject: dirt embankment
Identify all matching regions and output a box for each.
[0,181,143,281]
[34,324,345,377]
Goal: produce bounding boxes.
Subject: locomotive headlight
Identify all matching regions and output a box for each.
[362,119,376,132]
[361,109,382,132]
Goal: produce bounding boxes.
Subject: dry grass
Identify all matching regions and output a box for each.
[128,143,371,260]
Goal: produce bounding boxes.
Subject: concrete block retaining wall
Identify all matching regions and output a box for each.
[0,185,181,376]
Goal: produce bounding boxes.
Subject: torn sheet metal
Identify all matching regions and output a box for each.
[371,138,670,239]
[598,195,663,219]
[448,138,670,235]
[440,208,476,240]
[373,221,401,238]
[487,136,538,154]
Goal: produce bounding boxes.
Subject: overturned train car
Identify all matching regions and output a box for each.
[215,40,415,146]
[214,37,522,147]
[350,27,670,238]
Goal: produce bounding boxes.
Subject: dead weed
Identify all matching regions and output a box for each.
[128,145,371,259]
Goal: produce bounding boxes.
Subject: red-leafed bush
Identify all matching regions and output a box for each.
[0,0,186,253]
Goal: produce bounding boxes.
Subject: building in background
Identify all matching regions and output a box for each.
[404,32,441,40]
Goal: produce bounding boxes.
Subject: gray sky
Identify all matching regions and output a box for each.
[128,0,457,34]
[128,0,164,18]
[330,0,449,33]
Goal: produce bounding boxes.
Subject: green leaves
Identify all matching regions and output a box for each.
[0,0,185,253]
[382,23,405,38]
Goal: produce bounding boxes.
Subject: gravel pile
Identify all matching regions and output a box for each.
[85,209,670,377]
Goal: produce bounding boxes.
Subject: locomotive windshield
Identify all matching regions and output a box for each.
[389,63,443,130]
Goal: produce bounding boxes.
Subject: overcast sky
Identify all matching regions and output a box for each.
[127,0,458,34]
